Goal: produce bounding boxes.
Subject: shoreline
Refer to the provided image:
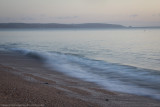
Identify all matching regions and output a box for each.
[0,51,160,107]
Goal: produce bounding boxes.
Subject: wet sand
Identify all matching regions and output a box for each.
[0,51,160,107]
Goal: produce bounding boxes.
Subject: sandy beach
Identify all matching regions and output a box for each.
[0,51,160,107]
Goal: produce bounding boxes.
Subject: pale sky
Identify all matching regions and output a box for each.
[0,0,160,26]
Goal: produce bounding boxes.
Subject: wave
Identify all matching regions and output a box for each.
[10,48,160,100]
[11,48,45,60]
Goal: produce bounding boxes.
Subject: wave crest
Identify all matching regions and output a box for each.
[10,48,160,100]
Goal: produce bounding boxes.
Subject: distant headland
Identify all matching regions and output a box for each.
[0,23,126,29]
[0,23,160,29]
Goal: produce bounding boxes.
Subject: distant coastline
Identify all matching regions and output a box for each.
[0,23,160,29]
[0,23,126,29]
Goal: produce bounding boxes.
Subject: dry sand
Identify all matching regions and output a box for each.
[0,51,160,107]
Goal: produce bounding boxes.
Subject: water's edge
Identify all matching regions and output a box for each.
[8,48,160,100]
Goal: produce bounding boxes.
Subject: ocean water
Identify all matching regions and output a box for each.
[0,28,160,99]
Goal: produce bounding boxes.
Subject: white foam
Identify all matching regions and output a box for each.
[10,48,160,100]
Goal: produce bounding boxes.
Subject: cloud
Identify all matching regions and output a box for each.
[20,17,35,21]
[152,14,155,16]
[0,17,15,22]
[130,14,138,18]
[39,14,46,17]
[152,13,160,17]
[55,16,79,20]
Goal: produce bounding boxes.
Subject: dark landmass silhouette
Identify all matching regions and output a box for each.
[0,23,126,29]
[0,23,159,29]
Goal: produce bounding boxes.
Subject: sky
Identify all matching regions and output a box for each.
[0,0,160,26]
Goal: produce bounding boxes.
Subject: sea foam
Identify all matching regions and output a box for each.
[11,48,160,100]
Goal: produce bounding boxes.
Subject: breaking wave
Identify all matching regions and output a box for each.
[11,48,160,100]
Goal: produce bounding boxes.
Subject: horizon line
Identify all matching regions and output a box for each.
[0,23,160,28]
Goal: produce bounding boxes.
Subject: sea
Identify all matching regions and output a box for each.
[0,28,160,99]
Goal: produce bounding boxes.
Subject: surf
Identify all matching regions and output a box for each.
[10,48,160,100]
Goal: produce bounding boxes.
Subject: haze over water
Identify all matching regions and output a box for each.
[1,0,160,26]
[0,28,160,99]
